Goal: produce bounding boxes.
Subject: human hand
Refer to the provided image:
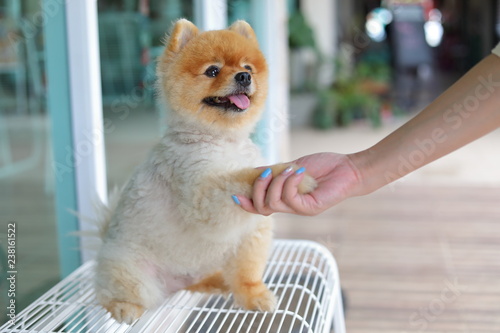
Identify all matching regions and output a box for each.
[234,152,362,216]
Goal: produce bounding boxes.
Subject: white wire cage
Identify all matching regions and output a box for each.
[1,240,345,333]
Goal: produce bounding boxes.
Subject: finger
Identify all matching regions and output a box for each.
[264,166,296,213]
[282,168,321,216]
[281,172,308,213]
[232,195,260,214]
[252,168,274,214]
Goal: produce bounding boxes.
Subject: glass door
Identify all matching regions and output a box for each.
[98,0,194,187]
[0,0,60,323]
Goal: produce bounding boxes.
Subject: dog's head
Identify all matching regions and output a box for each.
[157,19,268,136]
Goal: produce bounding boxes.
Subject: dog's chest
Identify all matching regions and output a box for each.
[164,136,263,172]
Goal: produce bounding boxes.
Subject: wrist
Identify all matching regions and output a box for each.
[347,149,385,196]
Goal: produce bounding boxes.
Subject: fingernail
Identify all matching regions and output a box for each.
[232,195,241,205]
[282,166,294,175]
[295,167,306,175]
[260,168,272,178]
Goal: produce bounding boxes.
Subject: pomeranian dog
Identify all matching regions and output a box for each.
[94,19,317,324]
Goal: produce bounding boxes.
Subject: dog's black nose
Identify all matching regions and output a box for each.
[235,72,251,87]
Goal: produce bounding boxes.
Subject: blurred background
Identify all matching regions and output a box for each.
[1,0,500,331]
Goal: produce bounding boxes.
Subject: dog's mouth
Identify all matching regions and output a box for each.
[203,93,250,112]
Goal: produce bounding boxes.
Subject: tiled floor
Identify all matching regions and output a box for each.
[2,107,500,331]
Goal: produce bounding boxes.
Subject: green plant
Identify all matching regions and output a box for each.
[288,11,316,49]
[332,85,381,127]
[312,60,390,129]
[356,60,391,83]
[312,89,335,129]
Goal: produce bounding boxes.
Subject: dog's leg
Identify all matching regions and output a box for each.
[186,271,229,294]
[228,163,317,196]
[95,257,163,324]
[225,218,276,311]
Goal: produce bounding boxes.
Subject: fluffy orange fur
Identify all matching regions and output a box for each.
[157,20,268,132]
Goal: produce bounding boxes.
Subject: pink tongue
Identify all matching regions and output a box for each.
[228,94,250,110]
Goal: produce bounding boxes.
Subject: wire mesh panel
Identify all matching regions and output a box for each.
[1,240,345,333]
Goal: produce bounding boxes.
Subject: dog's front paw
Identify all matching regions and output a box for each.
[233,285,276,312]
[298,173,317,194]
[104,300,145,325]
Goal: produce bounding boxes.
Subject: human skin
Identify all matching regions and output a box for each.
[234,54,500,216]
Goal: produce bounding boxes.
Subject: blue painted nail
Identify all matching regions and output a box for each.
[260,168,272,178]
[232,195,241,205]
[295,167,306,175]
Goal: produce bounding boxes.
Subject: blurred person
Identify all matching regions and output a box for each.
[233,45,500,216]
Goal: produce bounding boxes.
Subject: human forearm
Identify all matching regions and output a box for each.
[350,54,500,195]
[235,55,500,216]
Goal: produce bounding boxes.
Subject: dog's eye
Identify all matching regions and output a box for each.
[244,65,252,72]
[204,65,220,78]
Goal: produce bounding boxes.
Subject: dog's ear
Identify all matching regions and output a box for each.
[228,20,258,45]
[166,19,199,53]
